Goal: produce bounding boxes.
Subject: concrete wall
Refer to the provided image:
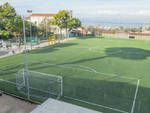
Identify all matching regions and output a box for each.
[102,32,150,40]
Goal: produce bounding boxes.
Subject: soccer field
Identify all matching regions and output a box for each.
[0,37,150,113]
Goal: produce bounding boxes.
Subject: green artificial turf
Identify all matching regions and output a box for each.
[0,37,150,113]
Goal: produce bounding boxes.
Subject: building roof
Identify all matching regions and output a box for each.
[80,30,88,34]
[31,14,55,17]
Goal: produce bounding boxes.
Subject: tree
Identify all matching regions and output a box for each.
[39,18,52,38]
[52,10,69,29]
[119,26,124,31]
[147,27,150,31]
[0,2,30,43]
[87,26,95,36]
[0,2,16,39]
[68,18,81,31]
[0,2,16,17]
[50,10,81,38]
[12,16,23,37]
[12,16,30,44]
[50,10,70,38]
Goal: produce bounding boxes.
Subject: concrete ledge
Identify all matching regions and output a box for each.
[31,98,101,113]
[0,91,3,96]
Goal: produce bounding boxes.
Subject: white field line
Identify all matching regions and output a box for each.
[1,45,138,80]
[0,45,141,113]
[131,79,140,113]
[64,96,129,113]
[28,45,138,80]
[0,78,19,85]
[28,70,62,79]
[0,62,25,71]
[0,64,139,113]
[0,78,60,97]
[64,64,138,80]
[29,61,139,112]
[33,61,138,80]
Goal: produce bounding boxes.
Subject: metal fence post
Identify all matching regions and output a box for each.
[23,17,30,100]
[137,100,141,113]
[60,77,63,97]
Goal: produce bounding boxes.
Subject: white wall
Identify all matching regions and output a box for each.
[31,16,53,26]
[30,16,67,35]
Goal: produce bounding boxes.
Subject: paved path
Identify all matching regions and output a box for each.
[0,38,76,59]
[0,51,8,56]
[0,94,36,113]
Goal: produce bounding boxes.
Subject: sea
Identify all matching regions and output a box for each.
[80,18,150,28]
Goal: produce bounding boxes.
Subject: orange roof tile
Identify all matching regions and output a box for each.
[31,14,55,17]
[80,30,88,34]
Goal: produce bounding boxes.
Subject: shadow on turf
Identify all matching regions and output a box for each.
[0,74,149,113]
[60,56,107,65]
[63,77,150,113]
[29,43,78,54]
[105,47,150,60]
[60,47,150,65]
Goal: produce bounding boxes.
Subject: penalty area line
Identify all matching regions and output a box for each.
[32,61,138,80]
[131,79,140,113]
[64,96,129,113]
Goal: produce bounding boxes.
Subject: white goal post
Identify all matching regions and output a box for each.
[16,69,63,100]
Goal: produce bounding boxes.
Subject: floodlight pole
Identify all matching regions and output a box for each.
[27,10,33,50]
[30,20,32,50]
[23,16,30,100]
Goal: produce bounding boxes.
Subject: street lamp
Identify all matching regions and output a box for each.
[27,10,33,50]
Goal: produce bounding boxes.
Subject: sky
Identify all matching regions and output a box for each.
[1,0,150,26]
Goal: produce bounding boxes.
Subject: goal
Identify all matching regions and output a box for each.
[16,69,63,100]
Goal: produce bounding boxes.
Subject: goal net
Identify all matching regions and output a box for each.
[16,69,63,100]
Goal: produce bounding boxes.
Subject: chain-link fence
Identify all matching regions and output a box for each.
[0,34,78,58]
[63,74,138,113]
[0,55,140,113]
[0,66,63,102]
[16,69,63,100]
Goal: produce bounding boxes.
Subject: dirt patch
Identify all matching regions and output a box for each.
[0,94,37,113]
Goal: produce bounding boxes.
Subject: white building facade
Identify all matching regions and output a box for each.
[26,13,61,34]
[30,14,55,26]
[26,11,73,36]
